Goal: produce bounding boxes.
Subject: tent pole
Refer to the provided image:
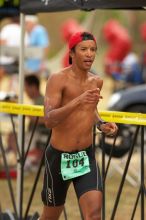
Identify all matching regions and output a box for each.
[17,12,25,218]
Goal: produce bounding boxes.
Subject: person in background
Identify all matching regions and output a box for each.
[140,22,146,82]
[0,16,28,75]
[120,52,144,88]
[102,19,132,77]
[5,74,50,171]
[0,16,28,94]
[103,19,143,91]
[39,31,118,220]
[24,74,50,171]
[25,15,50,76]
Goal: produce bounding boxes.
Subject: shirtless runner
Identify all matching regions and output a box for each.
[39,31,118,220]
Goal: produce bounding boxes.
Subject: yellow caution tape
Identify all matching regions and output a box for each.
[0,102,146,125]
[0,102,44,117]
[100,111,146,125]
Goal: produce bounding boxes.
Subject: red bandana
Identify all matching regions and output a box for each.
[68,31,96,49]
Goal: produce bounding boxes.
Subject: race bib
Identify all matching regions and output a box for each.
[61,151,90,180]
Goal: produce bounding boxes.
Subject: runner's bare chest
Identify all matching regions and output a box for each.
[62,75,99,104]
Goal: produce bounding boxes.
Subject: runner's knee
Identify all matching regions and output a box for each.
[84,206,101,220]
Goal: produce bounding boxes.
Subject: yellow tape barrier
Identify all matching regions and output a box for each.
[100,111,146,125]
[0,102,146,125]
[0,102,44,117]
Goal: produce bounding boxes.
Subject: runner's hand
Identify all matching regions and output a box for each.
[79,88,103,104]
[100,122,118,136]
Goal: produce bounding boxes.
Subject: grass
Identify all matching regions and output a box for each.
[0,152,145,220]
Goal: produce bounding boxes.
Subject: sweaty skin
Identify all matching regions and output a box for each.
[44,67,103,151]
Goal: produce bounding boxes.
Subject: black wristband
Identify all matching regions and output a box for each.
[96,119,106,131]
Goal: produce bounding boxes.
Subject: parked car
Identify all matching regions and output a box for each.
[107,84,146,113]
[106,84,146,152]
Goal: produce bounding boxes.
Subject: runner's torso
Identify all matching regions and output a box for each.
[50,69,102,151]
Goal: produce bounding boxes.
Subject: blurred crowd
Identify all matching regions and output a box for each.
[102,19,146,92]
[1,16,146,93]
[0,16,51,84]
[0,15,50,91]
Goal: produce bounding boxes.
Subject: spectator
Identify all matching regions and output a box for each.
[140,22,146,82]
[102,19,132,76]
[24,74,50,171]
[5,74,50,171]
[121,52,144,87]
[25,15,50,76]
[102,19,144,91]
[0,16,28,75]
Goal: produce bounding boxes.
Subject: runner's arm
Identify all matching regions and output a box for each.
[44,74,80,128]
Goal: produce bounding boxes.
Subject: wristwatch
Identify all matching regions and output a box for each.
[96,119,106,131]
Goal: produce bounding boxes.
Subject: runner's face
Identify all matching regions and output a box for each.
[71,40,97,70]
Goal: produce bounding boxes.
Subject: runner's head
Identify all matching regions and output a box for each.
[68,31,97,64]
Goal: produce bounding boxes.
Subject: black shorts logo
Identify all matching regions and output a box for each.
[48,187,52,203]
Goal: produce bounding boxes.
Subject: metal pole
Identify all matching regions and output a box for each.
[140,126,144,220]
[17,12,25,217]
[0,133,18,219]
[110,125,140,220]
[24,130,52,219]
[101,133,105,220]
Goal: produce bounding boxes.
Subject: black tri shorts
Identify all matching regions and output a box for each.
[41,144,102,206]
